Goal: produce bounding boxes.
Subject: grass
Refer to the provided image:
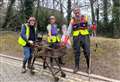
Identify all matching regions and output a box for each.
[0,31,120,80]
[0,31,22,57]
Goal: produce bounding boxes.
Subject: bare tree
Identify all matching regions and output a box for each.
[103,0,108,24]
[59,0,63,14]
[67,0,72,23]
[96,0,99,25]
[89,0,95,23]
[1,0,16,29]
[35,0,40,27]
[0,0,3,7]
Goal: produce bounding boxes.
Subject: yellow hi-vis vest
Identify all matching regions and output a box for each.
[72,16,89,37]
[18,24,30,46]
[73,29,89,36]
[47,35,60,43]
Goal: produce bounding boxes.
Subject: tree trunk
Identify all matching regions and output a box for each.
[103,0,108,25]
[67,0,72,24]
[96,0,99,25]
[60,0,63,14]
[0,0,3,7]
[35,0,40,28]
[24,0,34,19]
[89,0,95,23]
[112,0,120,38]
[1,0,16,29]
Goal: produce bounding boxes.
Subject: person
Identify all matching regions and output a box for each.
[18,16,37,73]
[61,24,71,48]
[91,22,97,37]
[66,7,90,73]
[47,16,64,65]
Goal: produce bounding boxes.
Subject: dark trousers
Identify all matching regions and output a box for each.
[73,35,90,68]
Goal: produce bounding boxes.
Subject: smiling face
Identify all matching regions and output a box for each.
[28,17,36,26]
[73,8,80,17]
[29,20,36,26]
[49,16,56,24]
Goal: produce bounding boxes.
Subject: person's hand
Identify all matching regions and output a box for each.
[49,36,53,42]
[28,40,34,44]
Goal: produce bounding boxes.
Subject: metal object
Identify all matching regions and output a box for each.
[30,41,66,82]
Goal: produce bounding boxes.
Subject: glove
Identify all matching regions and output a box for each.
[26,40,34,47]
[28,40,34,44]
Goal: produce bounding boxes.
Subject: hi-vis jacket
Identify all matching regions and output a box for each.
[18,23,37,46]
[67,16,89,37]
[47,24,60,43]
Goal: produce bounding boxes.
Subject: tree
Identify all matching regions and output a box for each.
[24,0,34,19]
[59,0,63,14]
[1,0,16,29]
[0,0,3,8]
[67,0,72,24]
[103,0,108,25]
[96,0,99,26]
[89,0,95,23]
[112,0,120,38]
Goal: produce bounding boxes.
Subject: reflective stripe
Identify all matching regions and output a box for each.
[79,29,89,35]
[48,35,60,43]
[73,30,80,36]
[72,16,89,36]
[18,24,30,46]
[73,29,89,36]
[25,24,30,39]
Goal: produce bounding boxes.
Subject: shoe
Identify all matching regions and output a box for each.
[27,65,31,69]
[73,67,79,73]
[87,67,91,74]
[21,62,26,73]
[21,68,27,73]
[27,65,35,70]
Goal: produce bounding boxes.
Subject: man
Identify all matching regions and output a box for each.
[47,16,64,65]
[18,16,37,73]
[67,7,90,73]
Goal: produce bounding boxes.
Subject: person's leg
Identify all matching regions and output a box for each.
[81,35,90,69]
[22,46,31,73]
[73,36,80,73]
[27,48,33,69]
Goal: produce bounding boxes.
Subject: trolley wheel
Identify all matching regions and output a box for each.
[54,77,59,82]
[61,72,66,78]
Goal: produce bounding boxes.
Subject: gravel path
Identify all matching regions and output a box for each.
[0,55,108,82]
